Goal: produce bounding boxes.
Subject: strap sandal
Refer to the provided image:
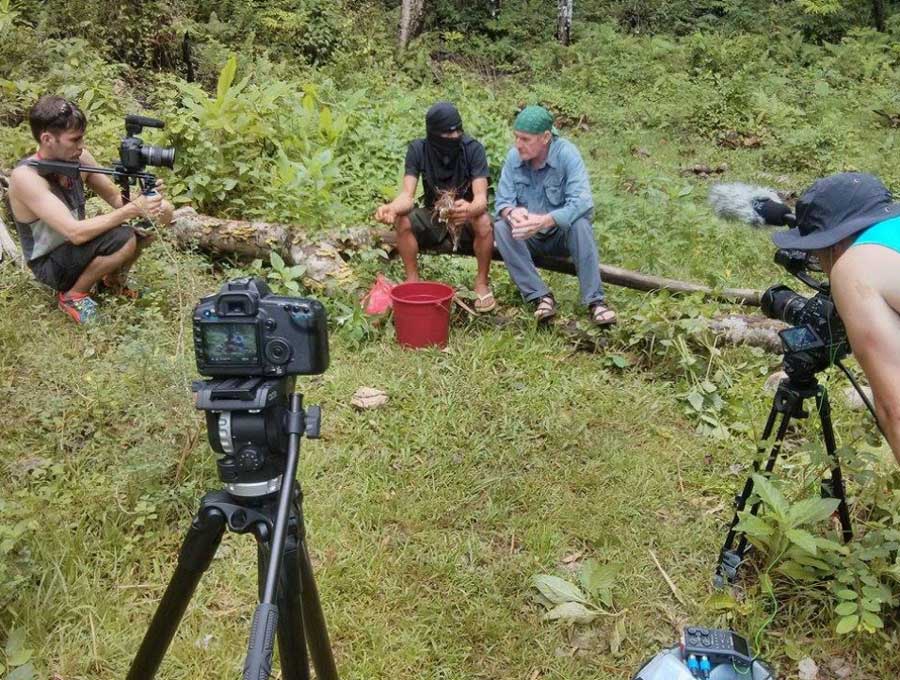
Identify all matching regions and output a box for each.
[533,294,557,322]
[589,302,617,327]
[474,290,496,313]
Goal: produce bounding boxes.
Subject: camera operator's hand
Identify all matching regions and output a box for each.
[129,191,164,220]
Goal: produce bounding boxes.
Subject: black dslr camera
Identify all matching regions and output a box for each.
[118,114,175,175]
[760,249,850,382]
[193,278,329,378]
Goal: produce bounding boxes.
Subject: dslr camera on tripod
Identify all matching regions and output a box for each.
[127,278,339,680]
[760,248,850,383]
[193,277,328,378]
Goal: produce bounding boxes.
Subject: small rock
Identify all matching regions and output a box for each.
[351,386,389,410]
[843,384,874,411]
[798,657,819,680]
[827,657,854,679]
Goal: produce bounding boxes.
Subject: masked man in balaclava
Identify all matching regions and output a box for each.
[375,101,495,312]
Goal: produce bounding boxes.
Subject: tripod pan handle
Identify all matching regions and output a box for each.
[243,602,278,680]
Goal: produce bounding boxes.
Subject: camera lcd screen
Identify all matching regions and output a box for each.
[780,325,823,352]
[202,323,259,365]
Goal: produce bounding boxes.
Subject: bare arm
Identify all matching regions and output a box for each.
[375,175,418,224]
[9,166,142,245]
[831,247,900,463]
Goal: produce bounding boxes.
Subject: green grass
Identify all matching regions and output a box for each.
[5,11,900,678]
[1,239,897,678]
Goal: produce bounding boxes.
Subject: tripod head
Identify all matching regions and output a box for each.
[193,376,321,499]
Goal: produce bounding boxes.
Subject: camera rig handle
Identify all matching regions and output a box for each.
[27,158,157,203]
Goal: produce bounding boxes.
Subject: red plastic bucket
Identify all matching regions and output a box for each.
[390,281,455,348]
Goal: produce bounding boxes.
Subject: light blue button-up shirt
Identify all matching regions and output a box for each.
[494,136,594,230]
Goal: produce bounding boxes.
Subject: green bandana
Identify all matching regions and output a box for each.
[514,105,557,135]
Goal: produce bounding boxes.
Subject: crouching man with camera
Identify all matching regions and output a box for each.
[770,173,900,462]
[7,95,173,324]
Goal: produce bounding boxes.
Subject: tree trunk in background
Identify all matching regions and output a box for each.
[399,0,426,50]
[872,0,886,31]
[556,0,573,45]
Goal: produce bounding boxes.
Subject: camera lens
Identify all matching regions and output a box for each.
[760,284,808,325]
[140,144,176,169]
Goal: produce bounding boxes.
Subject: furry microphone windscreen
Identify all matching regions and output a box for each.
[708,182,782,227]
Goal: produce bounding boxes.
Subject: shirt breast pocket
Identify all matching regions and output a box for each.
[514,179,530,205]
[544,177,565,207]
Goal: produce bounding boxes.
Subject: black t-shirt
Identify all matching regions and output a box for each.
[404,135,489,209]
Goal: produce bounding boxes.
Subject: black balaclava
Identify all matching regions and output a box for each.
[423,101,467,200]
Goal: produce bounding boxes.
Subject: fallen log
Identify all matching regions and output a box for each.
[170,207,762,306]
[385,232,761,306]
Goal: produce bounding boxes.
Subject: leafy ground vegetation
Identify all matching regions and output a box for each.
[4,1,900,678]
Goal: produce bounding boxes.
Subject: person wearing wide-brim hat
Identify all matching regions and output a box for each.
[493,105,616,327]
[771,172,900,463]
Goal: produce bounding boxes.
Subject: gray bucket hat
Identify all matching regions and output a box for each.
[772,172,900,250]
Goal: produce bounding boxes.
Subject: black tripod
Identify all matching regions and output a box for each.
[714,372,853,586]
[127,378,339,680]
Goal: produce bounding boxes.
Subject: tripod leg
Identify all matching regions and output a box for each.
[257,524,310,680]
[816,389,853,542]
[127,504,227,680]
[716,395,794,584]
[296,535,340,680]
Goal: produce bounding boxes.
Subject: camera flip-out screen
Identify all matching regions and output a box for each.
[780,325,825,353]
[202,322,259,365]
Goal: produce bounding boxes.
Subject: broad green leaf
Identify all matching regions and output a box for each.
[751,474,789,518]
[777,561,819,581]
[6,663,34,680]
[836,589,858,600]
[786,528,818,555]
[5,628,25,655]
[541,601,598,625]
[579,559,618,607]
[787,497,841,528]
[532,575,589,605]
[270,252,285,270]
[734,512,773,539]
[217,55,237,104]
[860,611,883,629]
[835,614,859,634]
[834,601,857,616]
[861,598,881,612]
[686,391,704,411]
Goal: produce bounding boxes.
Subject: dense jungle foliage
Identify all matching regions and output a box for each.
[3,1,900,678]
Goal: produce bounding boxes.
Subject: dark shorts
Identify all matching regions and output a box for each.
[29,225,136,292]
[409,207,474,249]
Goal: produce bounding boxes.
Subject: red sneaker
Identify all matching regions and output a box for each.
[57,292,99,324]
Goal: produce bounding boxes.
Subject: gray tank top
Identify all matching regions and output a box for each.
[12,156,86,261]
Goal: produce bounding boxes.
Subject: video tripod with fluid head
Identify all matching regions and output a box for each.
[714,248,880,586]
[127,279,338,680]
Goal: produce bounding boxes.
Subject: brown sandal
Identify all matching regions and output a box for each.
[589,302,617,327]
[533,294,557,322]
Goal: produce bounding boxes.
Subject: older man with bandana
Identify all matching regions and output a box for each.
[494,105,616,326]
[375,101,495,312]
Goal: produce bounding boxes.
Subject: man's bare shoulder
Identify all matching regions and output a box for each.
[832,245,900,308]
[8,163,47,192]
